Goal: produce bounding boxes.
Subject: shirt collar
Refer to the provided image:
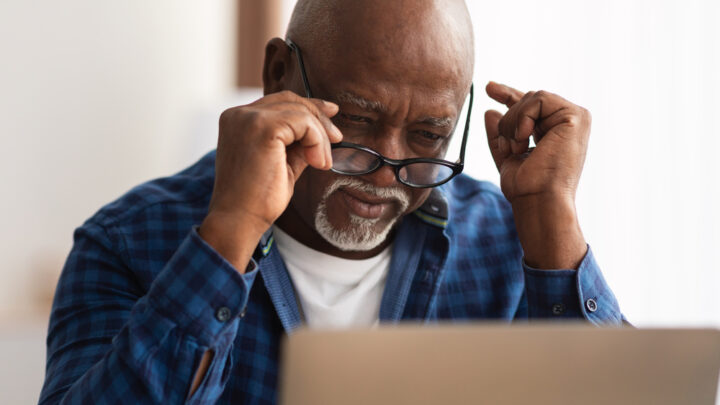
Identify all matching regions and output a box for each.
[412,188,449,228]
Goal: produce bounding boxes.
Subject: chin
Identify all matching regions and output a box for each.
[311,176,411,252]
[314,202,399,252]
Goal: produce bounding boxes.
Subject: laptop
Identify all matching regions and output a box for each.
[279,324,720,405]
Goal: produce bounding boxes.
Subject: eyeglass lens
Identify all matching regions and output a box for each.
[331,147,454,186]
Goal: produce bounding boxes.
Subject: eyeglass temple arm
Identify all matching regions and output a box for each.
[457,83,474,165]
[285,39,314,99]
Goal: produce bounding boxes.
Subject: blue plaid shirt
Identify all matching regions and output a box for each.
[40,150,623,404]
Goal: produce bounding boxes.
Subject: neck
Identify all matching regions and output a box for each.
[275,204,396,260]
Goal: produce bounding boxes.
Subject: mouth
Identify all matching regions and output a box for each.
[337,187,398,220]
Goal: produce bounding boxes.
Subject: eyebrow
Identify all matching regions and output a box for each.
[418,116,454,129]
[335,91,388,113]
[335,90,455,129]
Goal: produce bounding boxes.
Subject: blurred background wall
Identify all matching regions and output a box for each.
[0,0,718,403]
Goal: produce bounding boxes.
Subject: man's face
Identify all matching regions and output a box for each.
[280,35,468,253]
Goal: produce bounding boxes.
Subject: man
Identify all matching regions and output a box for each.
[40,0,623,403]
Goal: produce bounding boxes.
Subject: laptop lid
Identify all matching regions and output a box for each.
[279,324,720,405]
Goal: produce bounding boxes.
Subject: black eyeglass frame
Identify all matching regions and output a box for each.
[285,38,474,188]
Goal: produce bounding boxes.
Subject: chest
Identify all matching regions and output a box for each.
[215,248,527,404]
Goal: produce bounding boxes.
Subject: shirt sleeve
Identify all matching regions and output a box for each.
[39,223,258,404]
[521,245,624,325]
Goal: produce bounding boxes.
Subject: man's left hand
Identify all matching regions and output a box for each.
[484,81,590,270]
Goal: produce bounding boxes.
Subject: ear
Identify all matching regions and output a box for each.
[262,37,292,95]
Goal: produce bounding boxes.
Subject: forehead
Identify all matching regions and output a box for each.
[302,49,468,121]
[302,25,470,111]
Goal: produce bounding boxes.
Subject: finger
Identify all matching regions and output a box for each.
[249,92,339,167]
[249,90,304,106]
[264,98,343,144]
[286,143,309,181]
[511,91,575,144]
[496,91,538,156]
[484,109,508,170]
[272,110,330,170]
[497,91,530,142]
[306,99,343,143]
[307,98,339,117]
[259,101,335,165]
[486,81,525,108]
[509,137,530,155]
[293,115,332,170]
[516,114,536,143]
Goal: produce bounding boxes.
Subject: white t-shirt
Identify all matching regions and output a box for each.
[272,225,392,329]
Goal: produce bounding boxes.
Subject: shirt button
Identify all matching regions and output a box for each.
[552,303,565,315]
[239,307,247,318]
[215,306,232,322]
[585,298,598,313]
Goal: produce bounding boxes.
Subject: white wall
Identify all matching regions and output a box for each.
[0,0,718,403]
[1,0,718,326]
[464,0,720,327]
[0,0,238,319]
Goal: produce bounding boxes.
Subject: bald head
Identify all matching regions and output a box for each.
[286,0,474,86]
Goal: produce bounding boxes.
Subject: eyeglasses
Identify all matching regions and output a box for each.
[286,39,473,188]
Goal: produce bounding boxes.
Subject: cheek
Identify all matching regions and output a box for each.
[292,169,338,215]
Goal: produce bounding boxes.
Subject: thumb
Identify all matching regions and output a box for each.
[484,109,508,170]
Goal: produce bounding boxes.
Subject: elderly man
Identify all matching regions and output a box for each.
[40,0,623,403]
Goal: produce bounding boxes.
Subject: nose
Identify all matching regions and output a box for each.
[360,129,405,188]
[362,163,397,188]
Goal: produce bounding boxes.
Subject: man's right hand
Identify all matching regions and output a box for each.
[198,91,342,272]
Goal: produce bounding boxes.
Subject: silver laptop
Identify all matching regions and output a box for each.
[279,324,720,405]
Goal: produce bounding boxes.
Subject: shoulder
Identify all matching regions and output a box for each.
[440,174,518,249]
[443,173,512,223]
[86,150,216,230]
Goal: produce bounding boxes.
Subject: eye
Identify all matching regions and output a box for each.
[336,112,373,124]
[412,130,449,146]
[418,130,443,142]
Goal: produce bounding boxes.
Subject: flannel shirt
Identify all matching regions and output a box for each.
[40,150,623,404]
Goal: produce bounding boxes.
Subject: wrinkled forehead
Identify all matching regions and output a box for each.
[290,0,474,101]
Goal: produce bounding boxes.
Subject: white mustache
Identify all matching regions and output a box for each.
[323,177,410,213]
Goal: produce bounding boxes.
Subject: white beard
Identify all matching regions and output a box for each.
[314,177,410,252]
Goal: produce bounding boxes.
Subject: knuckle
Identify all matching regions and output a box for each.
[266,90,301,105]
[302,98,321,114]
[244,109,271,133]
[278,89,299,99]
[567,106,591,127]
[578,107,592,120]
[563,113,583,128]
[218,108,236,127]
[580,107,592,122]
[534,90,550,99]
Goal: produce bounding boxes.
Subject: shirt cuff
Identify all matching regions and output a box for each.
[144,226,259,345]
[523,245,623,325]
